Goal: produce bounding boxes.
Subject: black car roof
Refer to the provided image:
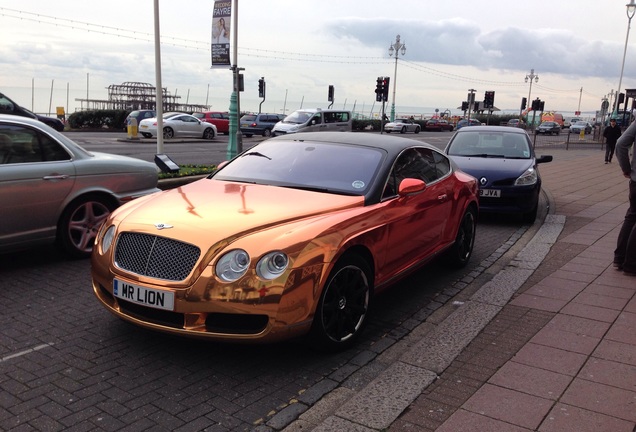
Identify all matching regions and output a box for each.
[269,131,440,160]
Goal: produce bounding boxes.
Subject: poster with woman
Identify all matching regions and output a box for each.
[212,0,231,67]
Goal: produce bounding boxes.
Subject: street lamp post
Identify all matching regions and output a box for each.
[388,34,405,122]
[525,69,539,129]
[615,0,636,123]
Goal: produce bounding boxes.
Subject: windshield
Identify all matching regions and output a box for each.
[214,139,385,195]
[447,131,531,159]
[282,111,314,124]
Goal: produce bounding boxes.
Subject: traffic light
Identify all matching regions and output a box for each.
[521,97,527,110]
[258,77,265,98]
[382,77,390,102]
[531,98,540,110]
[461,101,469,111]
[484,91,495,108]
[328,85,334,102]
[618,92,625,105]
[375,77,383,102]
[539,100,545,111]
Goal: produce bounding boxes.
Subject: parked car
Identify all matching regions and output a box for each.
[271,109,352,135]
[240,113,284,137]
[536,121,561,135]
[193,111,230,134]
[0,114,160,258]
[385,118,421,134]
[569,121,592,135]
[0,92,65,131]
[456,119,481,130]
[424,118,454,132]
[139,112,217,139]
[123,110,156,131]
[506,119,525,129]
[445,125,553,222]
[91,132,479,350]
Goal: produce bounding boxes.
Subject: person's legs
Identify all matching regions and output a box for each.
[605,144,611,163]
[615,180,636,272]
[608,142,616,163]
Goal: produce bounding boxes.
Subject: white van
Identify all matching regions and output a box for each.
[272,108,352,136]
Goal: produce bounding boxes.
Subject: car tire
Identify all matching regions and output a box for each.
[203,128,216,140]
[163,127,174,139]
[400,127,406,134]
[141,133,152,138]
[310,254,372,351]
[244,134,253,138]
[57,194,115,259]
[263,129,272,137]
[414,127,420,134]
[443,206,476,268]
[386,130,391,133]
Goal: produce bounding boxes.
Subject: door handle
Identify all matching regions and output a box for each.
[438,194,448,201]
[43,175,70,180]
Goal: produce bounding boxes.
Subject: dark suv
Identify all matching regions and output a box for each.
[240,113,283,137]
[123,110,156,130]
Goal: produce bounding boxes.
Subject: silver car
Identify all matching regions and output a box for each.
[0,114,160,258]
[385,118,421,134]
[139,112,217,139]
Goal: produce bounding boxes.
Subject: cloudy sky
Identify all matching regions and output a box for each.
[1,0,634,118]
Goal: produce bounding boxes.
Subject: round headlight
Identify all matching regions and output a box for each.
[101,225,116,254]
[216,249,250,282]
[256,251,289,280]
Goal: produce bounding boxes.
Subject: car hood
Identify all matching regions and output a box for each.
[449,156,533,181]
[112,178,365,245]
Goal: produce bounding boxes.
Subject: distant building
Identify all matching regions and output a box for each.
[74,81,208,113]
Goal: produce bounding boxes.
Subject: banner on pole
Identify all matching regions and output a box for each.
[211,0,231,67]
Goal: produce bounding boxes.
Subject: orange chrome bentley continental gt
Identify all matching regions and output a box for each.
[91,132,478,350]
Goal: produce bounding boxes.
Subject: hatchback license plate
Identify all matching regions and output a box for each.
[480,189,501,198]
[113,279,175,311]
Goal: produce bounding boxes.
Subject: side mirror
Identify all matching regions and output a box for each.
[398,178,426,195]
[537,155,553,164]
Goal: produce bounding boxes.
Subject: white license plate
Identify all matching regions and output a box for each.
[113,279,175,311]
[480,189,501,198]
[140,125,148,129]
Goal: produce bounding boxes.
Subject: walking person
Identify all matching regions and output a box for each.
[603,118,621,163]
[613,120,636,275]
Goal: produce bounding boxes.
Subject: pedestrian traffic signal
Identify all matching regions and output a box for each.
[521,97,527,110]
[539,100,545,111]
[461,101,469,111]
[618,92,625,105]
[258,77,265,98]
[484,91,495,108]
[328,85,334,102]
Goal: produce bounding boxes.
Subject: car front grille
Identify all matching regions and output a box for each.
[114,232,201,281]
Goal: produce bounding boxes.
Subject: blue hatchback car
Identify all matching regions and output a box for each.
[444,126,553,222]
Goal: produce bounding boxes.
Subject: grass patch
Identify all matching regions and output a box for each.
[158,164,217,179]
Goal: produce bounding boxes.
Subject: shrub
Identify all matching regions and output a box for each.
[68,109,128,130]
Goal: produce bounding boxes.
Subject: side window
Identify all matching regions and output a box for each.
[0,95,17,114]
[432,151,451,179]
[384,148,438,196]
[0,125,69,164]
[312,113,322,124]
